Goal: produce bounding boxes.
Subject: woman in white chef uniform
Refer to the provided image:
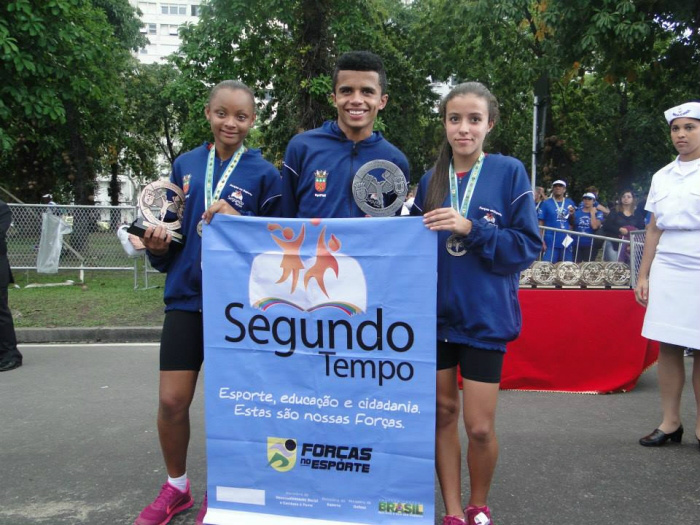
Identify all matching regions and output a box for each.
[635,101,700,449]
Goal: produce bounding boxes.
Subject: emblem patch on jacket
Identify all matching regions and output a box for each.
[314,170,328,195]
[479,206,501,224]
[227,188,245,209]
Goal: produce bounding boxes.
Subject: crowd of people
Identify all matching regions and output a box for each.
[2,49,697,525]
[536,180,649,264]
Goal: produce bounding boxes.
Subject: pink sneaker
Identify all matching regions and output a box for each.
[465,505,492,525]
[442,516,466,525]
[195,492,208,525]
[134,481,194,525]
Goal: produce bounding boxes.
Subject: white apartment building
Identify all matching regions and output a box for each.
[129,1,202,64]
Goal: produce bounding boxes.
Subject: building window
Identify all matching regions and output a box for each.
[138,2,157,15]
[160,24,180,36]
[161,3,187,15]
[191,5,201,16]
[148,23,157,35]
[160,44,180,55]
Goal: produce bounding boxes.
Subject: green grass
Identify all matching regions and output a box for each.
[8,270,167,328]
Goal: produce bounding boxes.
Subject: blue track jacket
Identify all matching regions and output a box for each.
[412,154,540,351]
[148,143,282,312]
[281,121,409,218]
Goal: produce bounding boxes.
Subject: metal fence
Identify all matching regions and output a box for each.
[6,203,649,290]
[629,229,646,288]
[6,203,154,287]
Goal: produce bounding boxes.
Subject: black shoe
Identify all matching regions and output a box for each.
[639,425,683,447]
[0,357,22,372]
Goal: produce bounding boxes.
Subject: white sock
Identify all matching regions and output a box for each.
[167,473,188,492]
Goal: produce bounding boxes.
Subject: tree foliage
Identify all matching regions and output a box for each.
[409,0,700,201]
[1,0,698,204]
[170,0,437,179]
[0,0,145,203]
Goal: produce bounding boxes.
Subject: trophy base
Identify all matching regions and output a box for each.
[127,218,185,245]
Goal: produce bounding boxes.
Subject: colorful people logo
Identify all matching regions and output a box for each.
[268,223,306,293]
[267,223,342,298]
[250,221,366,315]
[303,226,341,298]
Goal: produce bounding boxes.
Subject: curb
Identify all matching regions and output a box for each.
[16,326,162,344]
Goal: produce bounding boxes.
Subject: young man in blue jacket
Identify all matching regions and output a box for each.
[281,51,409,218]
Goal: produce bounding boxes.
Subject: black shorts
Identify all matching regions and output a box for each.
[160,310,204,371]
[437,341,504,384]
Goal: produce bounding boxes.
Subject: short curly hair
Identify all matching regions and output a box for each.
[332,51,387,94]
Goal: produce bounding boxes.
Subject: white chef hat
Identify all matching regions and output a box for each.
[664,101,700,124]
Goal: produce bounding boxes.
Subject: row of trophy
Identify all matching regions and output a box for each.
[521,261,631,287]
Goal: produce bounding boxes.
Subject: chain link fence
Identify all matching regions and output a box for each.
[6,203,649,290]
[629,229,646,288]
[6,204,154,287]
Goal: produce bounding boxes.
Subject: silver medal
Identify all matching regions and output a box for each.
[446,234,467,256]
[554,261,581,286]
[604,262,630,286]
[580,261,605,286]
[530,261,556,286]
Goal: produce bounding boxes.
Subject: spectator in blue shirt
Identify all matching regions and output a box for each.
[573,192,604,262]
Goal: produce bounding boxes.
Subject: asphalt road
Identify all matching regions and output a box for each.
[1,344,698,525]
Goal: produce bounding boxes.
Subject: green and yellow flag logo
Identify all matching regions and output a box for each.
[267,437,297,472]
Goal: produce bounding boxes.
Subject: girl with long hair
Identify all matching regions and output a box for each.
[412,82,540,525]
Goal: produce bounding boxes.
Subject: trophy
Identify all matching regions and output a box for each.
[519,267,532,286]
[530,261,556,286]
[127,180,186,245]
[580,261,606,286]
[352,160,408,217]
[604,262,631,286]
[554,261,581,286]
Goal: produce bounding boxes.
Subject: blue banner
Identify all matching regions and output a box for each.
[202,216,436,525]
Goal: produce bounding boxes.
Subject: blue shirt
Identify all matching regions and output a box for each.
[574,208,604,246]
[538,197,576,247]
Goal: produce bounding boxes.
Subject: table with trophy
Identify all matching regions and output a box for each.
[506,255,654,393]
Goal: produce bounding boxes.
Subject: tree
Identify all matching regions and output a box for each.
[408,0,700,199]
[0,0,145,205]
[169,0,437,180]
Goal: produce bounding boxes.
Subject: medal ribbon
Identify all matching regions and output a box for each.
[204,145,246,209]
[448,152,485,218]
[554,198,566,220]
